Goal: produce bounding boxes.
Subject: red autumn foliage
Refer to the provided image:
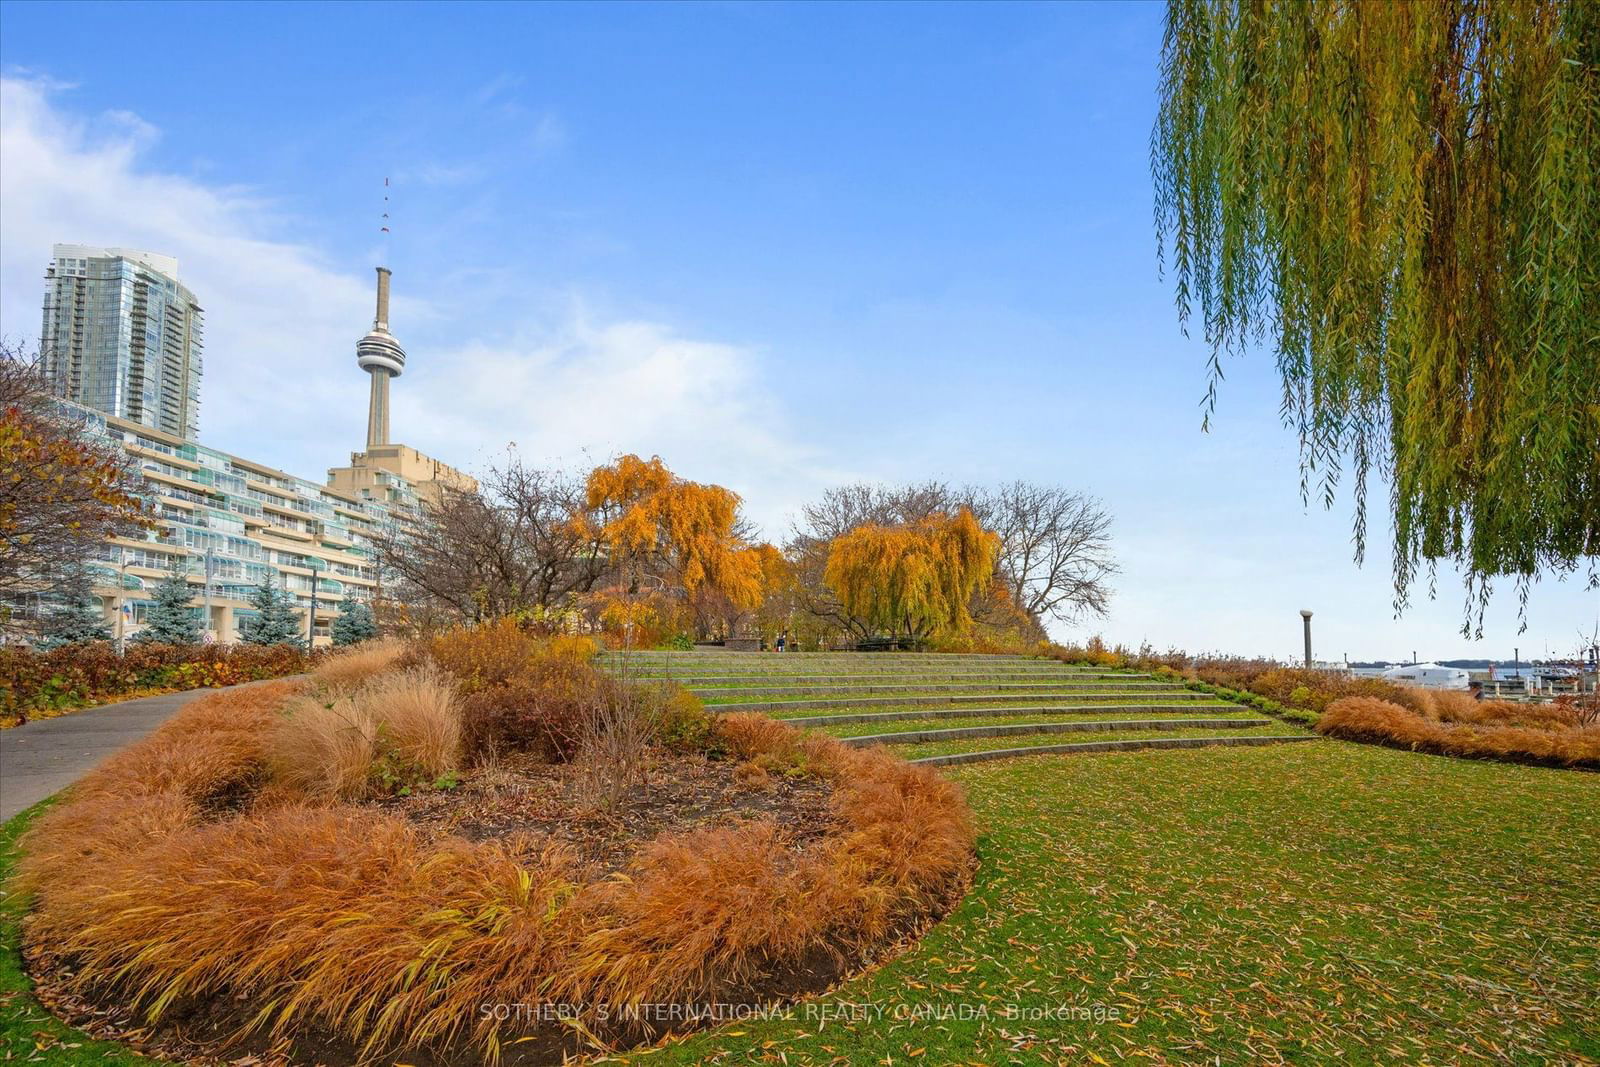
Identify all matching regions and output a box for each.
[1,642,313,725]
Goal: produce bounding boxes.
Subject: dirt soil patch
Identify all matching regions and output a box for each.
[373,751,840,876]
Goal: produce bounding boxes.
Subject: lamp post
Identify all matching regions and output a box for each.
[113,549,146,657]
[1299,609,1313,668]
[307,558,322,650]
[200,546,215,644]
[115,546,129,656]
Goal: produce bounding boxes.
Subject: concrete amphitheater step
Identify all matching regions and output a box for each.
[689,680,1183,699]
[702,690,1215,712]
[635,669,1146,683]
[909,732,1322,766]
[839,717,1276,748]
[605,654,1059,667]
[799,706,1262,734]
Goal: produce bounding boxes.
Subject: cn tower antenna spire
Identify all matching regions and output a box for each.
[380,176,391,266]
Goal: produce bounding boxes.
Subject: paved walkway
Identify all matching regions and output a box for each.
[0,679,296,821]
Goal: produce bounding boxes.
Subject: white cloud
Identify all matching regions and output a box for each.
[401,310,843,534]
[0,75,821,536]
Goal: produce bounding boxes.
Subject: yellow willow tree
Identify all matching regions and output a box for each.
[823,509,1001,642]
[583,455,763,638]
[1154,0,1599,632]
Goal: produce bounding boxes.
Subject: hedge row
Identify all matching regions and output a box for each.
[1,642,312,725]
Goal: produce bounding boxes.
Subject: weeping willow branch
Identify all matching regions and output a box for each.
[1154,0,1599,635]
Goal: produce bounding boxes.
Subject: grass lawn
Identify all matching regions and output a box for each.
[649,741,1600,1065]
[812,708,1266,738]
[886,724,1306,760]
[704,693,1216,711]
[4,742,1597,1065]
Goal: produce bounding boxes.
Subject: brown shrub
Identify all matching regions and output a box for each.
[2,643,311,724]
[734,760,774,790]
[570,676,655,813]
[716,712,798,761]
[24,805,587,1059]
[420,618,594,696]
[1554,692,1600,728]
[652,686,716,753]
[1317,696,1600,769]
[1214,665,1420,715]
[459,656,612,762]
[1433,694,1584,730]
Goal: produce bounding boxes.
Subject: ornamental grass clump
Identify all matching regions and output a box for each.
[311,637,408,692]
[269,667,460,800]
[1318,696,1600,770]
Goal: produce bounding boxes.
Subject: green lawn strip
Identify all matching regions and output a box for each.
[889,724,1303,760]
[780,700,1241,726]
[697,689,1204,708]
[656,670,1154,683]
[612,660,1146,675]
[646,742,1600,1065]
[809,708,1267,739]
[0,802,148,1066]
[686,682,1165,699]
[643,672,1132,687]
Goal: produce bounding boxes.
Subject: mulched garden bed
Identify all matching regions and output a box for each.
[373,751,839,876]
[18,673,975,1067]
[22,747,949,1067]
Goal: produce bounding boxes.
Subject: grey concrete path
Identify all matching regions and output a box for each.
[0,678,298,821]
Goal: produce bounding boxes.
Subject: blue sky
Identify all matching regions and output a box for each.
[1,1,1594,661]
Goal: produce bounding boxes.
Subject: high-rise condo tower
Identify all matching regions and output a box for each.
[39,245,204,438]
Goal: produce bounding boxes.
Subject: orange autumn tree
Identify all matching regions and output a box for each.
[582,454,764,640]
[2,347,151,637]
[823,508,1000,643]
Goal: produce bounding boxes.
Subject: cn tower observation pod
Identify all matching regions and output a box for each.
[356,266,406,376]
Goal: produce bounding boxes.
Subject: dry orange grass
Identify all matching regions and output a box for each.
[311,637,408,692]
[268,667,460,800]
[1317,696,1600,769]
[715,710,798,761]
[14,672,975,1061]
[551,730,974,1016]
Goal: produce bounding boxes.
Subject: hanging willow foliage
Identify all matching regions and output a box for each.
[1154,0,1599,631]
[824,509,1001,641]
[584,453,764,611]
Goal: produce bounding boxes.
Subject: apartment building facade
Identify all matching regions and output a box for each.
[72,404,427,647]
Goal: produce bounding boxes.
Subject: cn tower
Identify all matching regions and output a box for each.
[356,266,406,448]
